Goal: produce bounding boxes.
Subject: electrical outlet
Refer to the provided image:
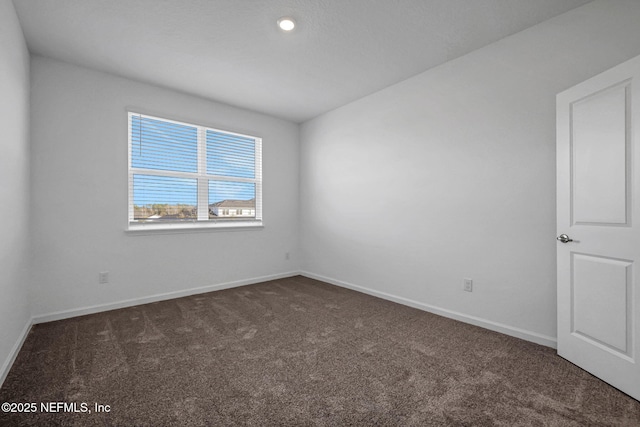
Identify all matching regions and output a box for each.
[463,278,473,292]
[99,271,109,284]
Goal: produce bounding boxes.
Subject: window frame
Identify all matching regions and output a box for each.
[127,111,263,232]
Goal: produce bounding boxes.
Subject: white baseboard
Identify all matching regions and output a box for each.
[32,271,300,324]
[1,318,33,387]
[301,271,557,349]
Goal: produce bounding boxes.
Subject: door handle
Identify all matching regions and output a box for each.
[557,234,573,243]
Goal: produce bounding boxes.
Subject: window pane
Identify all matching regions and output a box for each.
[206,130,255,178]
[208,181,256,219]
[133,174,197,221]
[131,115,198,173]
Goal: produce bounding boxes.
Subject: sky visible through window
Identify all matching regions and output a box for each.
[131,115,256,211]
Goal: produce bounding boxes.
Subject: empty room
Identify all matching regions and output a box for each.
[2,0,640,425]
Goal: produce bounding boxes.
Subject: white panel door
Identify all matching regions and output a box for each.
[557,55,640,401]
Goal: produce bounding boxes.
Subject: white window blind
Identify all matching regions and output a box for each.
[128,112,262,230]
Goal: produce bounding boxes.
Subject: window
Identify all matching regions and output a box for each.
[128,112,262,230]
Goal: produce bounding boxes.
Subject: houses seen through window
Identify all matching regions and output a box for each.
[128,112,262,229]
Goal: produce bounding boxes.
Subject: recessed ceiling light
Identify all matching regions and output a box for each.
[277,17,296,32]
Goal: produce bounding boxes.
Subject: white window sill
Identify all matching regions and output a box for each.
[126,220,264,235]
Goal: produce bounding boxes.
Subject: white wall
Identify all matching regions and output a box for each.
[0,0,31,381]
[29,56,299,319]
[300,0,640,344]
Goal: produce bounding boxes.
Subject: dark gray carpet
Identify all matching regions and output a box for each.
[1,276,639,426]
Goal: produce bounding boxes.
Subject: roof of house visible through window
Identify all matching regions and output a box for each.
[210,199,256,208]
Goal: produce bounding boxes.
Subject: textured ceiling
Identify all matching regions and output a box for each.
[14,0,592,123]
